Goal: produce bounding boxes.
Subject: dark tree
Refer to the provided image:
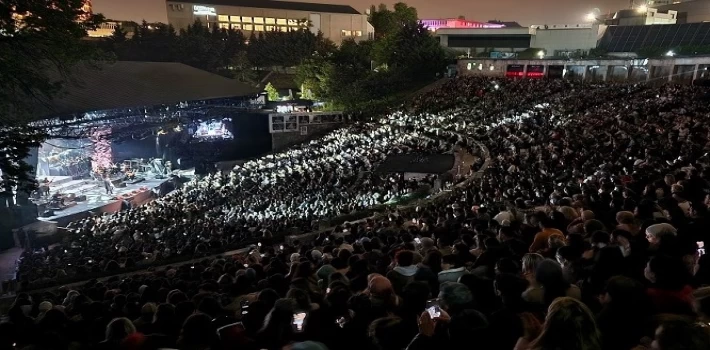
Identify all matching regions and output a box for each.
[0,0,106,193]
[111,24,128,43]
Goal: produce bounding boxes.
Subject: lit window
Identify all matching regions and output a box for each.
[230,16,240,22]
[265,18,276,24]
[467,63,472,70]
[231,23,242,30]
[354,30,362,36]
[253,17,264,24]
[218,15,229,22]
[341,30,352,36]
[277,18,287,25]
[266,25,276,31]
[287,19,298,26]
[279,26,288,32]
[219,22,230,29]
[254,25,264,31]
[489,65,495,71]
[477,63,483,70]
[243,24,253,31]
[242,17,252,23]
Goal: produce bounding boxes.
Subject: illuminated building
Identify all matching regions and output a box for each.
[165,0,374,44]
[419,18,506,30]
[655,0,710,23]
[605,8,678,25]
[432,21,601,58]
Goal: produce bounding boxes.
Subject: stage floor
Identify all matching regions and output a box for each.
[37,176,173,226]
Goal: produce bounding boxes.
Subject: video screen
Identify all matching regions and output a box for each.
[36,138,93,177]
[189,118,234,141]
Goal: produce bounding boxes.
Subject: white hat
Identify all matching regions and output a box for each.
[646,223,677,238]
[39,301,53,313]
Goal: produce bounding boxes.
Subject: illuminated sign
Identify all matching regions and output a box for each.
[193,5,216,16]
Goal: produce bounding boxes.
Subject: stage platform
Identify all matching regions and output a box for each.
[37,176,174,227]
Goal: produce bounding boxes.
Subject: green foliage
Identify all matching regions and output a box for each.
[0,0,108,192]
[230,51,257,84]
[368,2,418,40]
[111,25,128,43]
[587,47,608,58]
[264,82,280,101]
[295,55,334,101]
[295,2,445,118]
[111,22,333,75]
[246,29,334,68]
[372,21,445,82]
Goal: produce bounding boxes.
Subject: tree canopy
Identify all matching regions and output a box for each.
[296,3,445,115]
[0,0,105,126]
[0,0,106,193]
[109,22,334,77]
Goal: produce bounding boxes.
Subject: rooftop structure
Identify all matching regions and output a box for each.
[419,18,506,31]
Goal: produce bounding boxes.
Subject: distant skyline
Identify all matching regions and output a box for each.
[92,0,632,26]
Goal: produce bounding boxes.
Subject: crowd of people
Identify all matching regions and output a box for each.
[5,76,710,350]
[17,114,469,288]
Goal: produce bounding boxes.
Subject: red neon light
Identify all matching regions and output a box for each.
[505,71,544,78]
[505,71,525,77]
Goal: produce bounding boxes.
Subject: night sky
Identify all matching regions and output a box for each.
[92,0,631,26]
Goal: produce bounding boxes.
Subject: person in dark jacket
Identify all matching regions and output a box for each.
[406,282,491,350]
[596,276,652,350]
[387,250,419,295]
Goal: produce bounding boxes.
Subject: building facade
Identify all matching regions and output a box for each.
[165,0,374,45]
[656,0,710,23]
[433,23,600,58]
[606,8,678,26]
[458,57,710,84]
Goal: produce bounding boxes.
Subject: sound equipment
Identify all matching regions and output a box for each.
[116,182,127,188]
[41,210,55,217]
[129,177,146,184]
[75,195,87,202]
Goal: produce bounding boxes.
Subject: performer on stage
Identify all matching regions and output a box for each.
[40,177,52,197]
[103,173,114,194]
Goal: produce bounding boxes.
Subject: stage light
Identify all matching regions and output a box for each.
[636,5,648,13]
[585,13,596,22]
[538,50,545,59]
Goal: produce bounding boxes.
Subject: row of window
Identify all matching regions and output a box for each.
[216,15,305,26]
[341,30,363,37]
[217,23,304,32]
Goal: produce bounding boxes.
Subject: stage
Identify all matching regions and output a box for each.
[35,175,175,227]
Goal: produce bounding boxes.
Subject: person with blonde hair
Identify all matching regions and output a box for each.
[99,317,136,350]
[521,297,601,350]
